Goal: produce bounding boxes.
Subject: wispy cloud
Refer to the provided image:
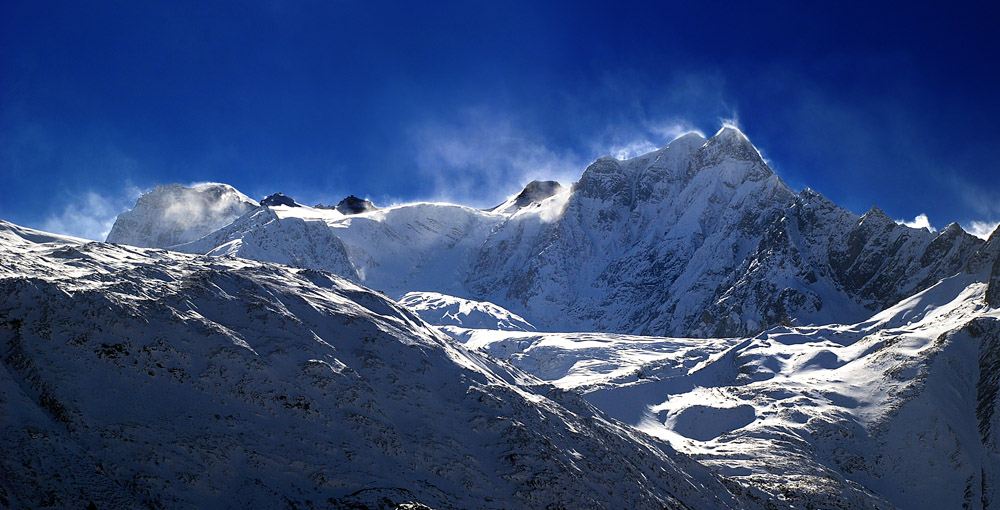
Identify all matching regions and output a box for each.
[41,185,144,241]
[610,140,659,160]
[409,109,585,208]
[947,174,1000,220]
[895,213,935,232]
[965,220,999,240]
[596,119,705,160]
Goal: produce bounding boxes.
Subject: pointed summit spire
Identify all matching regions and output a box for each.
[700,123,769,171]
[713,124,747,139]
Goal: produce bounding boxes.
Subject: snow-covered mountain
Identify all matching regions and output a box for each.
[0,220,755,509]
[12,123,1000,508]
[468,127,982,336]
[106,183,257,248]
[106,127,982,338]
[446,227,1000,509]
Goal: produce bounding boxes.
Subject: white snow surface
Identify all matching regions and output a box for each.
[399,291,536,331]
[0,219,756,509]
[453,266,1000,509]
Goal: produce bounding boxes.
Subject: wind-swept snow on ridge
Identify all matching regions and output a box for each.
[106,183,257,248]
[455,230,1000,509]
[0,220,756,509]
[108,127,983,338]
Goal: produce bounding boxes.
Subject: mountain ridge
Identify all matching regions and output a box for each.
[104,127,984,338]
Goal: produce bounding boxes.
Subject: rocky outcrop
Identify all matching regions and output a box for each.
[333,195,378,215]
[259,192,300,207]
[491,180,564,214]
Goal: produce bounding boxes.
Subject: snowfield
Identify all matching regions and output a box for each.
[444,263,1000,509]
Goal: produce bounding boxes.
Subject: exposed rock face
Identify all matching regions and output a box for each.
[106,183,257,248]
[260,192,299,207]
[333,195,378,215]
[492,180,565,214]
[989,261,1000,308]
[966,224,1000,307]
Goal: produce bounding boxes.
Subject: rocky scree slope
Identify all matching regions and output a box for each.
[0,220,755,509]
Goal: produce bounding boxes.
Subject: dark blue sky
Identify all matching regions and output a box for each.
[3,1,999,239]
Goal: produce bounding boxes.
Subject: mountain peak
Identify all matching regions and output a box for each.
[492,180,565,214]
[655,132,708,158]
[333,195,378,215]
[260,193,300,208]
[106,183,257,248]
[713,124,747,139]
[941,221,965,235]
[861,205,892,222]
[668,131,708,148]
[702,124,765,165]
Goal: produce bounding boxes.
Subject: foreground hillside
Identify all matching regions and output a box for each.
[0,220,752,509]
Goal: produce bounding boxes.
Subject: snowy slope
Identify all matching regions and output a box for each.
[399,291,536,331]
[106,183,257,248]
[107,128,982,338]
[0,220,756,509]
[453,238,1000,509]
[175,202,506,298]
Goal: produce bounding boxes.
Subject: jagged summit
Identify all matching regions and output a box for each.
[861,205,892,223]
[701,124,766,164]
[333,195,378,215]
[492,180,565,214]
[713,124,748,139]
[260,192,300,207]
[941,221,965,235]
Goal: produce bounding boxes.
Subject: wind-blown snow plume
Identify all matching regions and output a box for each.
[105,183,258,247]
[966,220,1000,240]
[42,186,143,240]
[410,109,582,208]
[896,213,935,231]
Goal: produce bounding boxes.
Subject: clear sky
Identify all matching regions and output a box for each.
[2,1,999,240]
